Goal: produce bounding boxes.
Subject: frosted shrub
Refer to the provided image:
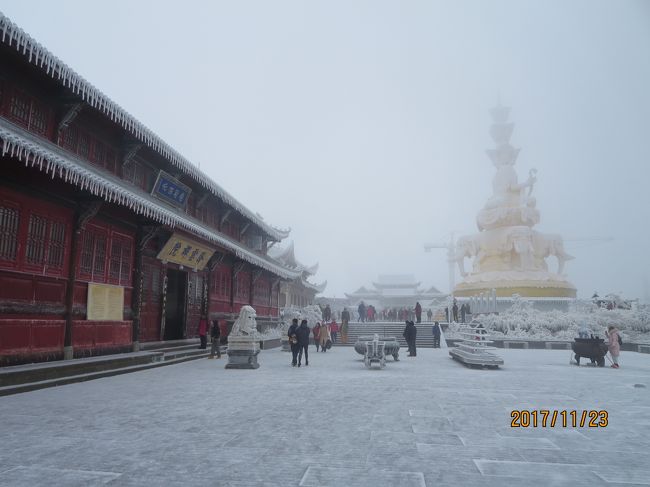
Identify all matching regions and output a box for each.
[476,298,650,342]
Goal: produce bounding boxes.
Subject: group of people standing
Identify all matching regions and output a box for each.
[402,320,443,356]
[288,318,338,367]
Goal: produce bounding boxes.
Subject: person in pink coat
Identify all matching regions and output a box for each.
[606,325,621,368]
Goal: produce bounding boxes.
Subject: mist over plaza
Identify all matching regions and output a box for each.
[2,0,648,302]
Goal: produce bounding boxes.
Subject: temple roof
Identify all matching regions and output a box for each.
[0,12,289,242]
[268,241,318,276]
[0,119,301,279]
[372,274,421,289]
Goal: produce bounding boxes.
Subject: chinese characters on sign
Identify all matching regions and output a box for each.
[157,233,216,270]
[151,170,191,208]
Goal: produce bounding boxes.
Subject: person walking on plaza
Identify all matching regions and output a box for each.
[313,322,321,352]
[323,304,331,322]
[319,321,331,352]
[403,320,417,357]
[209,319,221,358]
[606,325,621,368]
[341,308,350,343]
[198,314,208,349]
[460,303,467,323]
[330,319,339,343]
[427,309,433,322]
[296,319,311,366]
[288,318,300,366]
[415,302,422,323]
[452,301,459,323]
[358,301,366,323]
[432,321,441,349]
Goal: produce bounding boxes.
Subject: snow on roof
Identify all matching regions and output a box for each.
[0,12,289,242]
[0,119,301,280]
[373,274,420,288]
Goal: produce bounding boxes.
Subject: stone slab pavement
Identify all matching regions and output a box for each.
[0,345,649,486]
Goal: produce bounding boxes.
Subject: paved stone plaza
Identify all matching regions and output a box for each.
[1,346,649,486]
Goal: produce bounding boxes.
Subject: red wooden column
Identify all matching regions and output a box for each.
[131,224,158,352]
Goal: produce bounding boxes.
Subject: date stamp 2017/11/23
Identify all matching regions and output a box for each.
[510,410,608,428]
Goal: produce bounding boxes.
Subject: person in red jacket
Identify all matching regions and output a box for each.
[330,320,339,343]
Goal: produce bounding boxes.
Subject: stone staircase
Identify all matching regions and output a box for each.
[343,322,442,348]
[0,339,220,397]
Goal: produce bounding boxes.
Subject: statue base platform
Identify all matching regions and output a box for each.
[454,272,576,298]
[281,338,291,352]
[226,336,260,369]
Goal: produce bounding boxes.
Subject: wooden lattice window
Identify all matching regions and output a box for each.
[47,221,66,269]
[0,205,20,262]
[78,131,91,159]
[79,228,108,282]
[61,126,78,151]
[25,214,67,272]
[25,214,47,265]
[9,90,31,127]
[108,236,132,286]
[30,102,48,136]
[9,89,49,136]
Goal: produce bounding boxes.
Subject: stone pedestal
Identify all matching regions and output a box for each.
[281,337,291,352]
[226,336,260,369]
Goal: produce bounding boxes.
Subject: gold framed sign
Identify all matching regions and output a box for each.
[157,233,215,270]
[87,283,124,321]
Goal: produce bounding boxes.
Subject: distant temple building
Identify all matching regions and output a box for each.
[269,242,326,307]
[345,275,446,310]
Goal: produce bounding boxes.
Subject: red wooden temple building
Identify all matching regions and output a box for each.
[0,13,302,365]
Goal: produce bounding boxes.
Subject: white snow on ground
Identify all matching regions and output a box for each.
[1,346,649,486]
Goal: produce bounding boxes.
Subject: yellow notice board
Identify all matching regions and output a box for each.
[156,233,215,270]
[87,283,124,321]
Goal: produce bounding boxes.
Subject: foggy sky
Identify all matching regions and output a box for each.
[3,0,649,300]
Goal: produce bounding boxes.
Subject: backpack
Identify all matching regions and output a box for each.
[617,334,622,346]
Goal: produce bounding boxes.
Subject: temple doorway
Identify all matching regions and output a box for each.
[164,268,187,340]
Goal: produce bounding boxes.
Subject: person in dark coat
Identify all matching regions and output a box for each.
[403,320,417,356]
[288,318,300,366]
[209,319,221,358]
[296,319,311,367]
[415,302,422,323]
[323,305,332,322]
[358,301,366,323]
[460,303,466,323]
[445,307,449,322]
[432,321,441,348]
[452,301,459,322]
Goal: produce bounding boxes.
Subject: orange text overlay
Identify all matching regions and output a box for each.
[510,410,608,428]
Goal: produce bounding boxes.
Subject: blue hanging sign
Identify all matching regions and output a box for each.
[151,170,191,208]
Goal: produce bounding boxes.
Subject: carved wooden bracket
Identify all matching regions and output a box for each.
[76,201,102,232]
[196,192,210,209]
[57,102,84,138]
[122,143,142,167]
[251,269,263,284]
[232,261,246,278]
[220,209,232,227]
[207,252,226,271]
[138,225,160,251]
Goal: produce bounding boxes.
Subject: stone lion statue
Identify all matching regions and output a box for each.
[231,305,258,337]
